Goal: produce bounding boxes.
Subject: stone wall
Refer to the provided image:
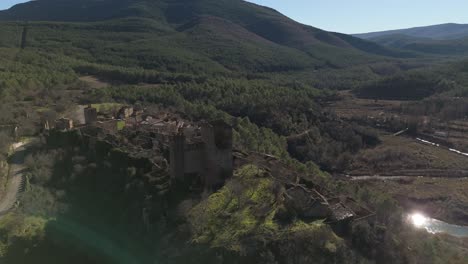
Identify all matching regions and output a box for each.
[201,121,233,189]
[44,129,175,238]
[169,133,185,182]
[46,119,233,193]
[84,106,98,124]
[47,129,154,171]
[183,146,204,175]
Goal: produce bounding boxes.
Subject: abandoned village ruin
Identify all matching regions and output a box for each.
[46,105,233,191]
[40,104,373,231]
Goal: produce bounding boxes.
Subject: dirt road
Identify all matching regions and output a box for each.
[0,141,29,215]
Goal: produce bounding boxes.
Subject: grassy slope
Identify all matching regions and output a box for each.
[189,164,346,260]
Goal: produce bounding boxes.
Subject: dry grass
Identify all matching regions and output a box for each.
[361,177,468,226]
[327,90,404,119]
[350,135,468,175]
[78,76,110,89]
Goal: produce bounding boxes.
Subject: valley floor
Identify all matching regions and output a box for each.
[360,177,468,226]
[327,91,468,228]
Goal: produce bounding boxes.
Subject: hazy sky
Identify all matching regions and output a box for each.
[1,0,468,33]
[0,0,29,11]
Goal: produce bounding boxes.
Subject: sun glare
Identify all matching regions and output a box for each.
[410,213,428,228]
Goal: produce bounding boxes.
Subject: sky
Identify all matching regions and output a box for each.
[1,0,468,33]
[0,0,29,11]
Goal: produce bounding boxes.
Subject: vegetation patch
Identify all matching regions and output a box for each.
[0,213,49,257]
[188,164,345,260]
[91,103,123,113]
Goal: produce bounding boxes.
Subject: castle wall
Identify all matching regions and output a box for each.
[44,129,172,231]
[183,147,203,174]
[84,107,98,124]
[47,129,161,178]
[213,122,233,180]
[201,121,233,189]
[46,111,233,192]
[169,134,185,182]
[201,124,217,188]
[55,118,74,131]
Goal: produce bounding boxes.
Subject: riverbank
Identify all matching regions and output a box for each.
[407,212,468,239]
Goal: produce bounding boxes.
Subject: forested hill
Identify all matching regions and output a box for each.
[0,0,414,75]
[354,23,468,40]
[353,23,468,56]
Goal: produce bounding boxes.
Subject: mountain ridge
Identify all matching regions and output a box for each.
[0,0,415,65]
[354,23,468,40]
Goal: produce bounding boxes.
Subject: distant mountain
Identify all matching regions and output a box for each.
[0,0,414,75]
[354,24,468,56]
[354,23,468,40]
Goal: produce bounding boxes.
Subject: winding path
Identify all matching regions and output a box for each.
[0,141,29,216]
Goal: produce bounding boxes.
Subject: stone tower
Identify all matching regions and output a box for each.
[201,120,233,189]
[169,132,185,182]
[84,105,98,125]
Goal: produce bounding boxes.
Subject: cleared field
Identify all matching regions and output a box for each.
[327,90,404,119]
[327,91,468,174]
[349,135,468,176]
[361,177,468,226]
[78,76,110,89]
[329,92,468,229]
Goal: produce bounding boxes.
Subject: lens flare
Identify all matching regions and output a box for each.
[410,213,428,228]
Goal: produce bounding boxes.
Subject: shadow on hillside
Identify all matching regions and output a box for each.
[7,149,27,165]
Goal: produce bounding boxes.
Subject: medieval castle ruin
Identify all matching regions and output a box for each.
[46,105,233,190]
[42,104,373,230]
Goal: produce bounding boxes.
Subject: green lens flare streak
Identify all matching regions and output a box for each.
[49,218,138,264]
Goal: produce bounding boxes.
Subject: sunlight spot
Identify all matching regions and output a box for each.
[410,213,428,228]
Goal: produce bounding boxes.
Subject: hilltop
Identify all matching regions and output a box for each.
[0,0,414,77]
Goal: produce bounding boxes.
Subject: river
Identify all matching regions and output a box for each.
[408,213,468,237]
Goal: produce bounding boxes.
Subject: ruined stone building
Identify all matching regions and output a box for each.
[49,105,234,191]
[169,120,233,190]
[84,105,98,124]
[117,106,134,119]
[55,118,74,131]
[113,106,234,190]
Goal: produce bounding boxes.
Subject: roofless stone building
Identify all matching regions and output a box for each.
[46,105,234,191]
[170,120,233,190]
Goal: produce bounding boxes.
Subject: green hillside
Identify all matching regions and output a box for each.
[369,34,468,56]
[354,23,468,57]
[356,59,468,100]
[0,0,416,77]
[1,1,467,263]
[354,23,468,40]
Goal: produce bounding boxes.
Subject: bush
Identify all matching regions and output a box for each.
[25,151,57,185]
